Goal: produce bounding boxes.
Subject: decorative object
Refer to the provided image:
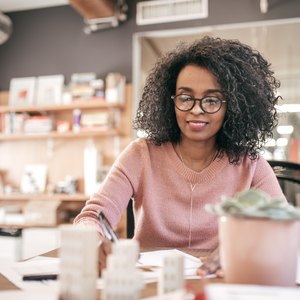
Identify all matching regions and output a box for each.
[105,72,126,104]
[72,109,81,133]
[206,189,300,286]
[36,75,65,105]
[9,77,36,107]
[20,164,48,194]
[83,139,101,196]
[56,120,70,133]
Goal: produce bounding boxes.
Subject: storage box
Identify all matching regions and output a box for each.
[24,199,61,226]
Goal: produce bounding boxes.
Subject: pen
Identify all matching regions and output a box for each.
[98,212,118,242]
[23,274,58,281]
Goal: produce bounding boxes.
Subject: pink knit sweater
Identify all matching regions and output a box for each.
[74,138,284,250]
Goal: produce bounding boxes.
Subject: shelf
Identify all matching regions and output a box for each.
[0,129,120,141]
[0,100,124,113]
[0,193,88,202]
[0,194,89,228]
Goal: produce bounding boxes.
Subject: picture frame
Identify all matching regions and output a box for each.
[35,74,65,105]
[9,77,36,107]
[20,164,48,194]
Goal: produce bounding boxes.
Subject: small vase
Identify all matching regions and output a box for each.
[219,215,300,286]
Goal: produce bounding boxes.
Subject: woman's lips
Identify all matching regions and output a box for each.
[188,120,208,131]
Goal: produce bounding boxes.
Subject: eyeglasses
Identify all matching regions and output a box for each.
[171,94,227,114]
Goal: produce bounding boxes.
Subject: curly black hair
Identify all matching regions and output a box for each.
[133,36,281,164]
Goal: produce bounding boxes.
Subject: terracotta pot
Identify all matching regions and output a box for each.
[219,216,300,286]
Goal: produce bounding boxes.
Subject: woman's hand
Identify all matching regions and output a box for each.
[98,239,112,275]
[196,248,224,278]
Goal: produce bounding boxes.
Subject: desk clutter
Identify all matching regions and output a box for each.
[0,225,203,299]
[0,224,300,299]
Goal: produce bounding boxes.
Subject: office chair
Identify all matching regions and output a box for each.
[126,198,135,238]
[267,160,300,206]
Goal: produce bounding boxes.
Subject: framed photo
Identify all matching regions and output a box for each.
[36,75,65,105]
[20,164,48,194]
[9,77,36,107]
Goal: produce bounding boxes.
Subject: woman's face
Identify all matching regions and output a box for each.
[174,64,227,144]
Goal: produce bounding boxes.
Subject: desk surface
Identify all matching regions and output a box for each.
[2,248,299,299]
[0,248,220,298]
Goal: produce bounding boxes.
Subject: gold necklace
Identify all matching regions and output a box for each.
[177,144,217,173]
[176,144,218,248]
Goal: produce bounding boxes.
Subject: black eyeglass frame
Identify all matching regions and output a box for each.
[171,94,227,114]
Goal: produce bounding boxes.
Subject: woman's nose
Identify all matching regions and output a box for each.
[190,100,205,114]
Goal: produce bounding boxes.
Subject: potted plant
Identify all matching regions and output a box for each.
[206,189,300,286]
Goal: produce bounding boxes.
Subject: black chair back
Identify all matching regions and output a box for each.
[268,160,300,206]
[126,198,135,238]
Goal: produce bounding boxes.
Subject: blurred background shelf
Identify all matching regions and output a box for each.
[0,100,124,113]
[0,129,120,140]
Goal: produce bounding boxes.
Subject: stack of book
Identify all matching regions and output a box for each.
[80,111,111,131]
[70,73,105,100]
[2,112,27,134]
[23,115,53,134]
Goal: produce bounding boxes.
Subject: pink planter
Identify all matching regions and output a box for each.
[219,216,300,286]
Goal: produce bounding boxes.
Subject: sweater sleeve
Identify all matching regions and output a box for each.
[251,155,285,199]
[73,139,144,231]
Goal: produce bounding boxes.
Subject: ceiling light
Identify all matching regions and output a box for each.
[260,0,268,13]
[276,138,288,147]
[275,104,300,113]
[0,11,12,45]
[264,139,276,147]
[276,125,294,135]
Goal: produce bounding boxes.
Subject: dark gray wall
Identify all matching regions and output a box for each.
[0,0,300,90]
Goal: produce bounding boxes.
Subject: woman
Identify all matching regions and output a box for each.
[74,36,284,269]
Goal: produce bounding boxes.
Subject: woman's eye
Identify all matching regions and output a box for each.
[179,95,192,102]
[205,97,219,105]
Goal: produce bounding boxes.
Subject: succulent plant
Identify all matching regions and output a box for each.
[205,188,300,220]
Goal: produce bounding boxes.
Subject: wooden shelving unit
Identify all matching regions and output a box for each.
[0,193,88,202]
[0,85,132,237]
[0,98,125,140]
[0,129,119,141]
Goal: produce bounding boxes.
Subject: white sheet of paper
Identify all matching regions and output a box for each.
[205,284,300,300]
[0,256,59,290]
[138,249,202,279]
[139,249,202,268]
[11,256,59,276]
[0,290,58,300]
